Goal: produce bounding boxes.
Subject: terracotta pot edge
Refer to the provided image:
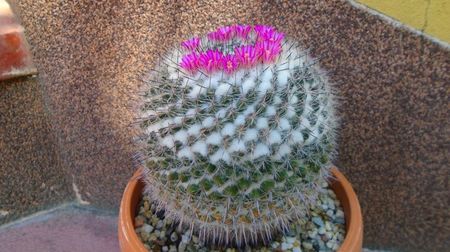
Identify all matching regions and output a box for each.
[119,168,147,252]
[119,167,363,252]
[331,167,363,252]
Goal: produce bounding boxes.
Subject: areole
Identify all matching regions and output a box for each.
[118,167,363,252]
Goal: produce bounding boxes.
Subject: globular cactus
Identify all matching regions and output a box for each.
[136,24,337,247]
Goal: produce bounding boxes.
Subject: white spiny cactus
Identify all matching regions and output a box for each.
[135,25,338,247]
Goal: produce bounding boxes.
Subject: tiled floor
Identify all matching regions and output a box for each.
[0,205,119,252]
[0,204,388,252]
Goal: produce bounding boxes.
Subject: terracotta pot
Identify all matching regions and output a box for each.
[118,167,363,252]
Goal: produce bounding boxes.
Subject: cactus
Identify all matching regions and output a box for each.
[136,25,337,247]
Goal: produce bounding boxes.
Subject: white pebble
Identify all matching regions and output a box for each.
[308,230,317,239]
[292,247,302,252]
[325,221,332,231]
[285,237,297,244]
[329,204,336,210]
[326,240,335,249]
[271,241,280,248]
[181,234,191,243]
[169,245,177,252]
[156,220,163,229]
[326,209,334,218]
[170,232,178,242]
[141,224,153,233]
[281,242,293,250]
[302,242,313,249]
[318,227,326,235]
[332,243,340,250]
[318,240,325,249]
[178,243,187,252]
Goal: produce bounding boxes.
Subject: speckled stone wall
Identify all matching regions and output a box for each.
[8,1,449,251]
[0,76,73,224]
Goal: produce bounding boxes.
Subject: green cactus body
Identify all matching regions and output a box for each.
[137,25,337,246]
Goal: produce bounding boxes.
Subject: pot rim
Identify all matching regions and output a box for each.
[118,167,363,252]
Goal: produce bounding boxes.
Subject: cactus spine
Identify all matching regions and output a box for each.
[136,25,337,247]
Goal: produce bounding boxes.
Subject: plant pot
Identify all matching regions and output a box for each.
[118,167,363,252]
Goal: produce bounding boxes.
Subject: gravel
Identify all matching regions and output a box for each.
[135,184,346,251]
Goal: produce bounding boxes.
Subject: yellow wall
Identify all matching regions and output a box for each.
[357,0,450,43]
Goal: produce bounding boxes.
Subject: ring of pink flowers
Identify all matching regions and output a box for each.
[180,25,284,75]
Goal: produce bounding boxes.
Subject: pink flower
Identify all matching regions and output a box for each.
[207,31,219,41]
[207,26,233,42]
[199,49,223,73]
[233,24,252,39]
[255,41,282,63]
[221,54,238,74]
[181,37,201,51]
[254,25,284,45]
[180,52,199,73]
[217,26,234,40]
[254,25,275,39]
[265,31,284,44]
[234,45,258,67]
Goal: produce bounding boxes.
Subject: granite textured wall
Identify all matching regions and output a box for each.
[0,76,73,225]
[8,1,449,251]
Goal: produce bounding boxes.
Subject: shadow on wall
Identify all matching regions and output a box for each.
[0,76,74,225]
[4,1,450,251]
[0,0,73,225]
